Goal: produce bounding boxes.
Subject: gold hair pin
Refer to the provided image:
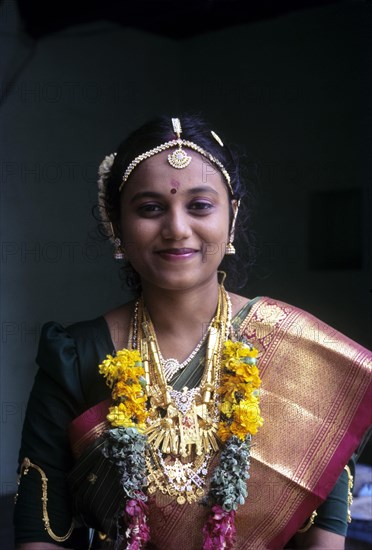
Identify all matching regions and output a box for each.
[211,130,224,147]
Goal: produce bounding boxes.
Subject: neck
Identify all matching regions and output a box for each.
[140,279,221,358]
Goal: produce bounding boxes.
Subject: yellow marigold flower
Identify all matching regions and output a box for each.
[98,356,118,386]
[218,339,263,441]
[229,422,248,440]
[219,379,259,400]
[116,349,142,363]
[232,400,264,437]
[99,348,148,429]
[99,350,142,383]
[223,340,258,360]
[113,381,145,401]
[107,404,133,428]
[220,400,233,418]
[217,422,232,443]
[107,402,147,430]
[231,363,260,381]
[223,340,236,354]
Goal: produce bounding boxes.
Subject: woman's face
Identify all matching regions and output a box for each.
[120,149,233,292]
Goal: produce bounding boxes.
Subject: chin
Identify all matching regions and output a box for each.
[141,272,218,293]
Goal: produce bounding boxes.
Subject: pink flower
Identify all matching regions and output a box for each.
[125,497,148,517]
[125,497,150,549]
[203,505,236,549]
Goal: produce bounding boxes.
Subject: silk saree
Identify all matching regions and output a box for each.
[68,297,372,549]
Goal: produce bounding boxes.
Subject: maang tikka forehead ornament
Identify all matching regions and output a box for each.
[118,117,234,195]
[167,118,192,169]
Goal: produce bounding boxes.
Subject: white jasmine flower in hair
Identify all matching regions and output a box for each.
[99,153,116,176]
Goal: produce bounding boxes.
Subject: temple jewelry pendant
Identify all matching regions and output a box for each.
[169,387,200,415]
[168,147,192,169]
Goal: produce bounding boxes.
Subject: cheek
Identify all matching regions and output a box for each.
[120,211,142,239]
[199,219,230,259]
[213,222,229,242]
[120,218,156,255]
[120,228,150,270]
[212,211,230,238]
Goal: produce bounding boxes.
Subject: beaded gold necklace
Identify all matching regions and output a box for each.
[132,286,231,503]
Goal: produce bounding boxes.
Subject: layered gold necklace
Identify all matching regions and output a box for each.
[128,285,232,504]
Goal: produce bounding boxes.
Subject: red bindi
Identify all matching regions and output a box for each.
[169,178,180,195]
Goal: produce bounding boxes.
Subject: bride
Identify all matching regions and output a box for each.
[14,115,371,549]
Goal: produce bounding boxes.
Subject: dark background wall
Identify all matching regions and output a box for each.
[1,0,370,546]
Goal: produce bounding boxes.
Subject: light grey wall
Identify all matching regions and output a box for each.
[1,1,370,546]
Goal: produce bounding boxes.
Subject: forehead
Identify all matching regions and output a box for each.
[122,149,227,195]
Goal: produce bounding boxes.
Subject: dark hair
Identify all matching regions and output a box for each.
[98,114,256,292]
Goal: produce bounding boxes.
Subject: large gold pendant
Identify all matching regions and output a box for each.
[145,387,219,458]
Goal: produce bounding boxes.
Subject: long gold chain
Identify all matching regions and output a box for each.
[130,285,231,504]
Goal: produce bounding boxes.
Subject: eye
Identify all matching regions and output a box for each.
[138,203,163,216]
[189,200,214,213]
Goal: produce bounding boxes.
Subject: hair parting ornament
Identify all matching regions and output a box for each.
[119,117,234,195]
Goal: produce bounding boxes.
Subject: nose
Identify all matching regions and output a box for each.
[161,207,192,241]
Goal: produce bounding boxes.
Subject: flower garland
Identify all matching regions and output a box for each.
[99,350,150,549]
[99,349,148,429]
[203,340,263,548]
[98,340,263,549]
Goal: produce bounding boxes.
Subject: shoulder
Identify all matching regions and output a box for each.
[33,302,135,407]
[236,296,372,371]
[35,316,114,404]
[236,295,321,332]
[228,292,253,317]
[37,316,113,366]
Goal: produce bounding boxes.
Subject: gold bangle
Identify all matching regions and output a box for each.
[344,464,354,523]
[297,510,318,533]
[19,457,74,542]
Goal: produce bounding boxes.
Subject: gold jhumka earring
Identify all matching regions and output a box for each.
[225,199,240,255]
[113,238,125,260]
[109,222,126,260]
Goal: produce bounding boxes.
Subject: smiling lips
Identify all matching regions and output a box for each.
[156,248,198,259]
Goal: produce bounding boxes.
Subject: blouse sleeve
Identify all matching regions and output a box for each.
[13,320,108,548]
[313,457,355,536]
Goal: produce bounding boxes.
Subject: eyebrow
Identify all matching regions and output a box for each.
[130,185,219,203]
